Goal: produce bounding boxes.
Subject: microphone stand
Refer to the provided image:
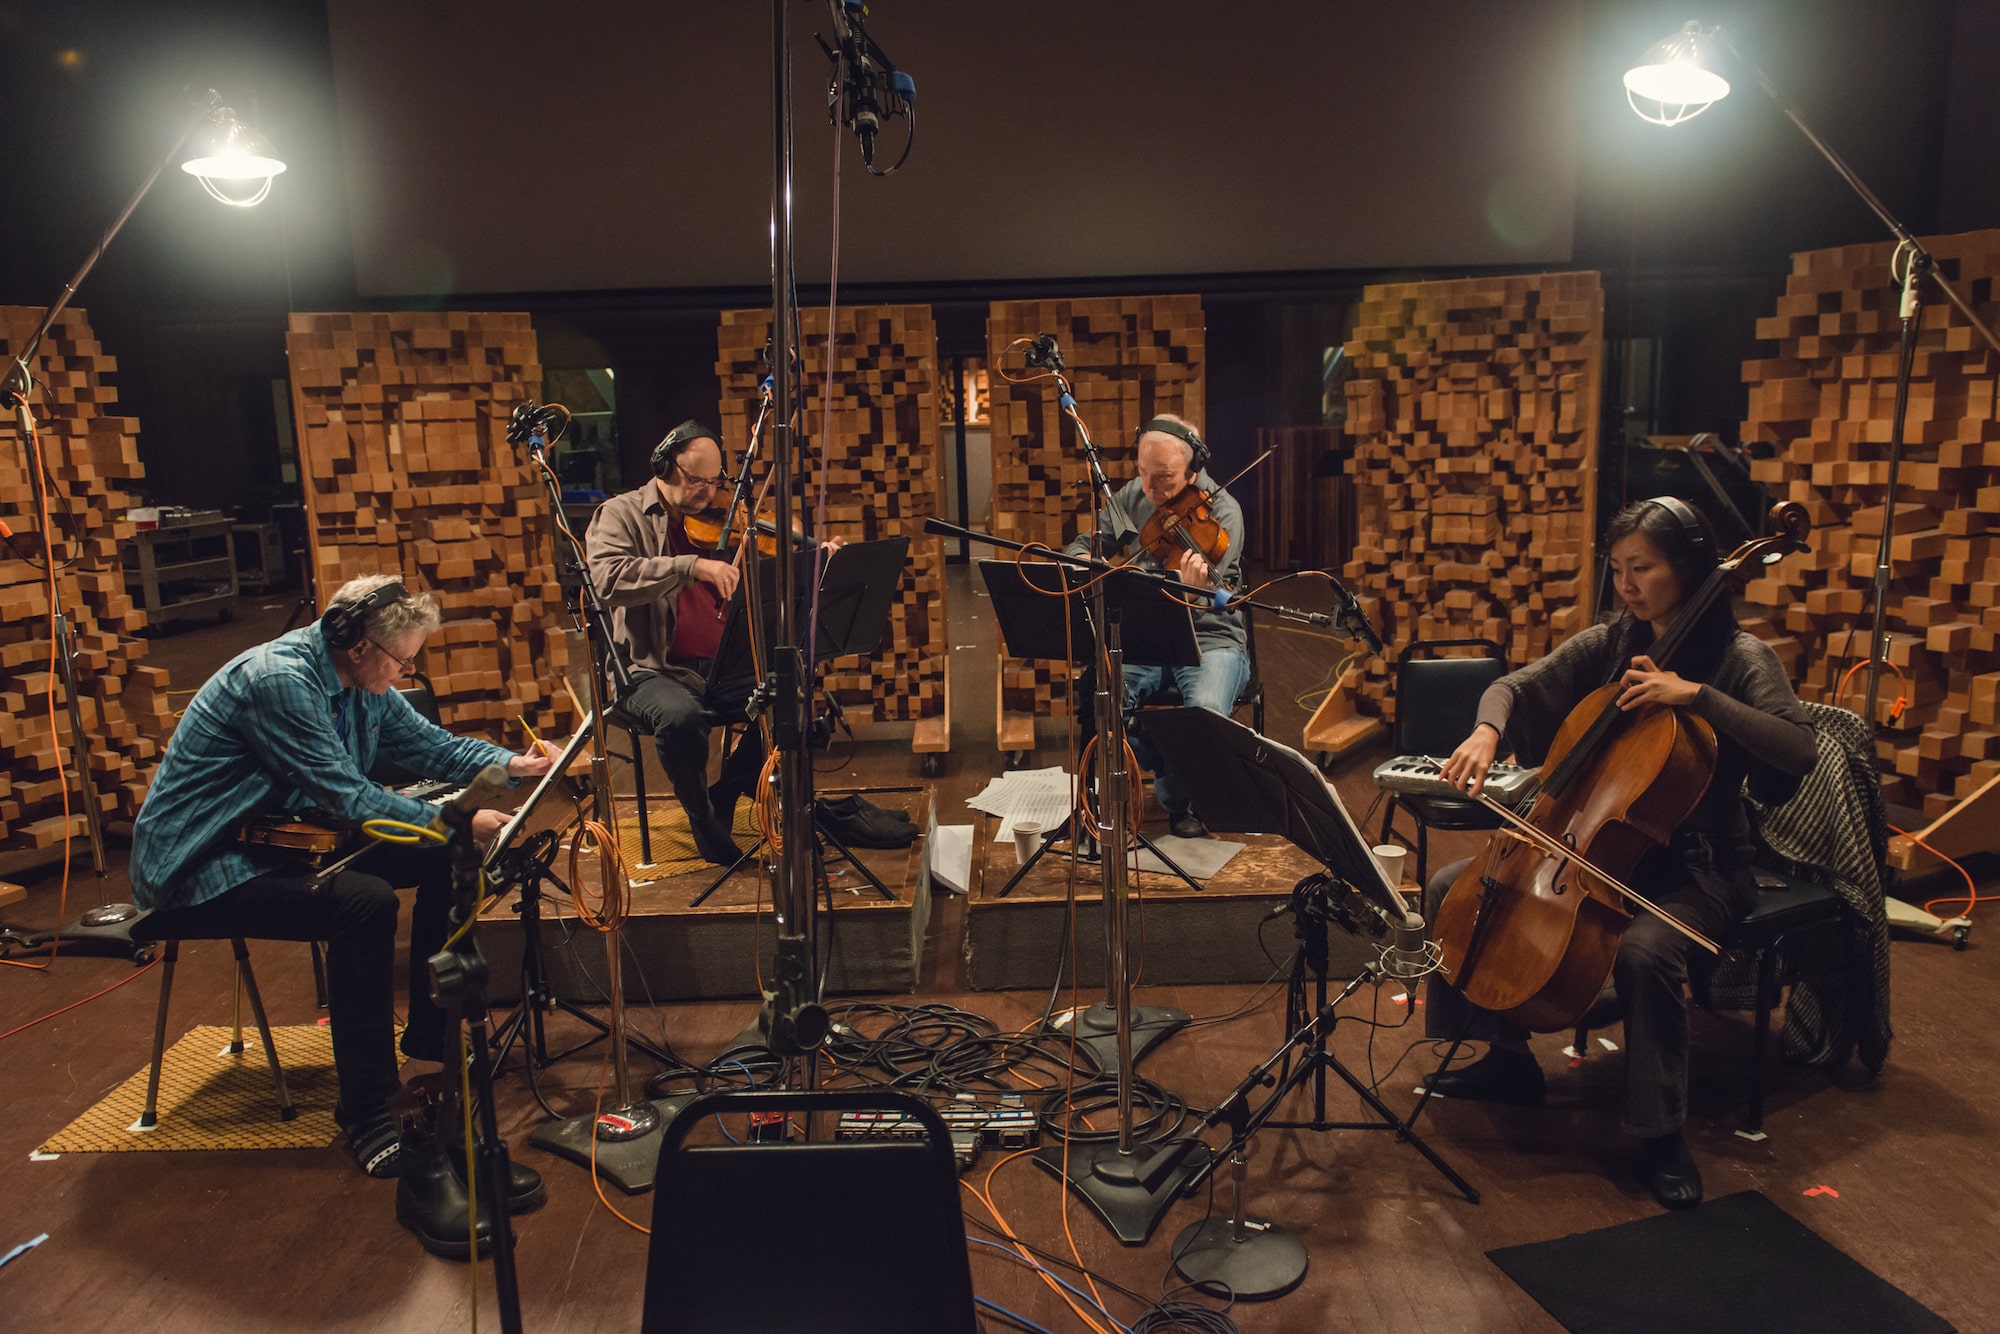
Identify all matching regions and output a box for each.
[1705,34,2000,726]
[515,410,680,1192]
[758,0,832,1068]
[709,377,775,557]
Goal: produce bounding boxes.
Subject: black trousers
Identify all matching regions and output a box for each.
[141,841,455,1124]
[620,668,764,804]
[1423,839,1755,1137]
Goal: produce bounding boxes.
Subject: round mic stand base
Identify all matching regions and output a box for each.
[1172,1220,1308,1303]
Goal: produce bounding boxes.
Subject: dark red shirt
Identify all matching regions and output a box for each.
[665,513,725,663]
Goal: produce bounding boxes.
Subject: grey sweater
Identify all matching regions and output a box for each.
[1065,471,1247,653]
[1476,620,1817,841]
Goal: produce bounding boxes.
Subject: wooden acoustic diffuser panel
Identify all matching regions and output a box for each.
[0,308,177,847]
[984,296,1205,750]
[1341,273,1603,721]
[715,305,950,754]
[285,312,574,744]
[1737,229,2000,818]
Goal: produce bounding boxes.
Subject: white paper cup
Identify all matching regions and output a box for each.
[1013,820,1046,865]
[1372,843,1409,890]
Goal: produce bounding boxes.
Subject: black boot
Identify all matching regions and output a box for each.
[445,1129,547,1214]
[1641,1131,1704,1209]
[663,754,741,865]
[1421,1048,1547,1106]
[395,1121,501,1260]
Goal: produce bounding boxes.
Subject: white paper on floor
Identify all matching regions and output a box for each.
[1131,835,1244,881]
[966,766,1074,841]
[926,824,974,894]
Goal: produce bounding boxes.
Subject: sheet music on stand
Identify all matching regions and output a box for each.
[484,713,595,872]
[1140,706,1414,927]
[977,559,1201,669]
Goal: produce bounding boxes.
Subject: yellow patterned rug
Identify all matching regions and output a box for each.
[39,1024,343,1154]
[610,799,760,882]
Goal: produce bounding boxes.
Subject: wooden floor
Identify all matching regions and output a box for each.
[3,572,1997,1332]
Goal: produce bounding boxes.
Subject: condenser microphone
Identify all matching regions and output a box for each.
[1023,333,1064,372]
[1378,915,1438,980]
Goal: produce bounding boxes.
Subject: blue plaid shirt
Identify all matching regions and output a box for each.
[130,622,514,911]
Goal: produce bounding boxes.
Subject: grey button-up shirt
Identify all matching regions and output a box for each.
[584,481,707,686]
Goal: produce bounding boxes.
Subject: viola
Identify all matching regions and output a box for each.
[1138,482,1230,572]
[1428,502,1812,1032]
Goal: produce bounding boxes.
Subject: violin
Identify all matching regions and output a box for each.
[238,812,356,865]
[682,506,790,558]
[1428,503,1812,1032]
[1138,482,1230,572]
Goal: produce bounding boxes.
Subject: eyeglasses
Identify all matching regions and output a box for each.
[676,465,724,490]
[367,638,421,675]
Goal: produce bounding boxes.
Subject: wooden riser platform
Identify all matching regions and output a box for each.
[963,815,1381,990]
[481,788,935,1003]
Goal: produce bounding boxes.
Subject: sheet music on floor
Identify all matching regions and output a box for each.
[965,765,1074,840]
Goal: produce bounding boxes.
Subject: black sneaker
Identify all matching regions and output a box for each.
[1642,1132,1703,1209]
[1420,1049,1546,1106]
[1168,811,1208,840]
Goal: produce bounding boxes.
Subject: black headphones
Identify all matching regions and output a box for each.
[1644,495,1714,564]
[1135,416,1210,474]
[650,420,722,481]
[322,579,408,652]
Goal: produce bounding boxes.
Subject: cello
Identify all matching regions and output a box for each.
[1428,502,1813,1032]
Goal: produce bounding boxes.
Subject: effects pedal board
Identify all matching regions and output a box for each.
[834,1093,1040,1171]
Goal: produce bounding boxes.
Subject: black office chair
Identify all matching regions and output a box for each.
[1378,638,1510,889]
[365,672,442,788]
[641,1089,977,1334]
[1571,869,1847,1135]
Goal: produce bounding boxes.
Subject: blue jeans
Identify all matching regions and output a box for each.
[1122,645,1250,817]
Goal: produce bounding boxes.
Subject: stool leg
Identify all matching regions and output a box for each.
[629,726,653,864]
[1750,944,1778,1134]
[231,939,298,1122]
[228,955,246,1055]
[139,942,180,1129]
[309,940,328,1010]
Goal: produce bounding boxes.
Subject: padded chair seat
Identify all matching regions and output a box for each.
[1734,879,1842,940]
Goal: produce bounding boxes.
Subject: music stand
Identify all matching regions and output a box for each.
[692,538,912,907]
[486,713,676,1080]
[977,559,1208,898]
[1093,707,1476,1269]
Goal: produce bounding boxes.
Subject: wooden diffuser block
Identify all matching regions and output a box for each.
[714,305,951,754]
[1341,273,1603,721]
[0,306,176,846]
[984,296,1205,749]
[1737,227,2000,816]
[285,311,574,745]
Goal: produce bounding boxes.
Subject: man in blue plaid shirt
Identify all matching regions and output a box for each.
[131,575,556,1182]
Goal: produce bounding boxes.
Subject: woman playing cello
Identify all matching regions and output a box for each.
[1425,497,1817,1208]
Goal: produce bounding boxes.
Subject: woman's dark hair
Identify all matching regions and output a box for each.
[1602,497,1736,680]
